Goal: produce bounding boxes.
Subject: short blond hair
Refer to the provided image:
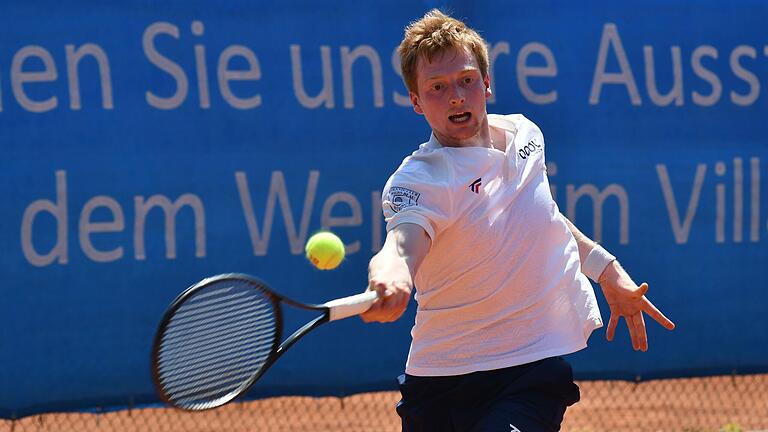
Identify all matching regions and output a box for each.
[398,9,490,94]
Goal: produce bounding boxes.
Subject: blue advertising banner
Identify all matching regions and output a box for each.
[1,0,766,417]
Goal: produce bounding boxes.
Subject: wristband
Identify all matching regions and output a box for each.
[582,244,616,282]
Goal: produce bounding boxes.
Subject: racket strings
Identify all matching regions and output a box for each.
[161,348,268,393]
[155,280,278,409]
[159,307,274,362]
[167,289,252,324]
[159,329,264,379]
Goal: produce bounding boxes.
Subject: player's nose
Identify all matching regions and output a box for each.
[449,85,465,105]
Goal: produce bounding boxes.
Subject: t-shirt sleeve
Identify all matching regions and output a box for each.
[381,170,451,241]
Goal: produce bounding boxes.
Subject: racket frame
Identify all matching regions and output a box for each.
[150,273,363,411]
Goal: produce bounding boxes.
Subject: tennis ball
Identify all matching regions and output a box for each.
[305,231,345,270]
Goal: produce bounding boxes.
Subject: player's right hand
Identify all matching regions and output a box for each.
[360,224,428,323]
[360,279,411,323]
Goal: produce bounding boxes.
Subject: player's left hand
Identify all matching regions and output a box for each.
[598,261,675,351]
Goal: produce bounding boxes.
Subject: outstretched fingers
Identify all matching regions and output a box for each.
[606,314,619,341]
[641,296,676,330]
[635,282,649,297]
[629,313,648,351]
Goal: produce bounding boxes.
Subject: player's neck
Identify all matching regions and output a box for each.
[434,118,493,149]
[489,125,506,151]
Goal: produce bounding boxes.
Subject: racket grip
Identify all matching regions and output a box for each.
[324,290,379,321]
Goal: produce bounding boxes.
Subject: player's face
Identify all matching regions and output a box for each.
[410,46,492,148]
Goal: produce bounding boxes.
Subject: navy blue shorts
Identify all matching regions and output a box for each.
[396,356,580,432]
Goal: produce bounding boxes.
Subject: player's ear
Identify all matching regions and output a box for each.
[484,74,492,99]
[410,91,424,115]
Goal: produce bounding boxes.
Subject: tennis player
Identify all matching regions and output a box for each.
[360,9,676,432]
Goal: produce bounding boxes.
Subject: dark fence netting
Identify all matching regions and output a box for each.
[3,374,766,432]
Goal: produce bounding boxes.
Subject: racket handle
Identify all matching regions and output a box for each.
[324,290,379,321]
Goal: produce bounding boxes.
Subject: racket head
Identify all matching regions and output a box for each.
[151,274,282,411]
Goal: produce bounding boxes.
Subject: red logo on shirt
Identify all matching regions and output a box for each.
[469,178,482,193]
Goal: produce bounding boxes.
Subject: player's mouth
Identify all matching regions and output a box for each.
[448,112,472,124]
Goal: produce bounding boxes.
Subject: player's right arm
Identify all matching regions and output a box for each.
[361,223,430,323]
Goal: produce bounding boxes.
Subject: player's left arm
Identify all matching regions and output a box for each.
[562,215,675,351]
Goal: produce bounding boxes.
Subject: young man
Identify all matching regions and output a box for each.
[360,9,675,432]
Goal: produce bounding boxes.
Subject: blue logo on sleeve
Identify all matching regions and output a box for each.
[387,186,421,213]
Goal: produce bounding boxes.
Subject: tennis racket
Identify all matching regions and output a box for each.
[150,273,378,411]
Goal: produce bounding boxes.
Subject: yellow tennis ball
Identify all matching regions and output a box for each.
[305,231,345,270]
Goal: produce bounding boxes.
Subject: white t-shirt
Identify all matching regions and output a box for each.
[382,114,603,377]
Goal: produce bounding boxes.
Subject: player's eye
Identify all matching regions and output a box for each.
[463,77,473,84]
[432,84,443,91]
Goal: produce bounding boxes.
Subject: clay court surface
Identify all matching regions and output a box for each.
[3,374,766,432]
